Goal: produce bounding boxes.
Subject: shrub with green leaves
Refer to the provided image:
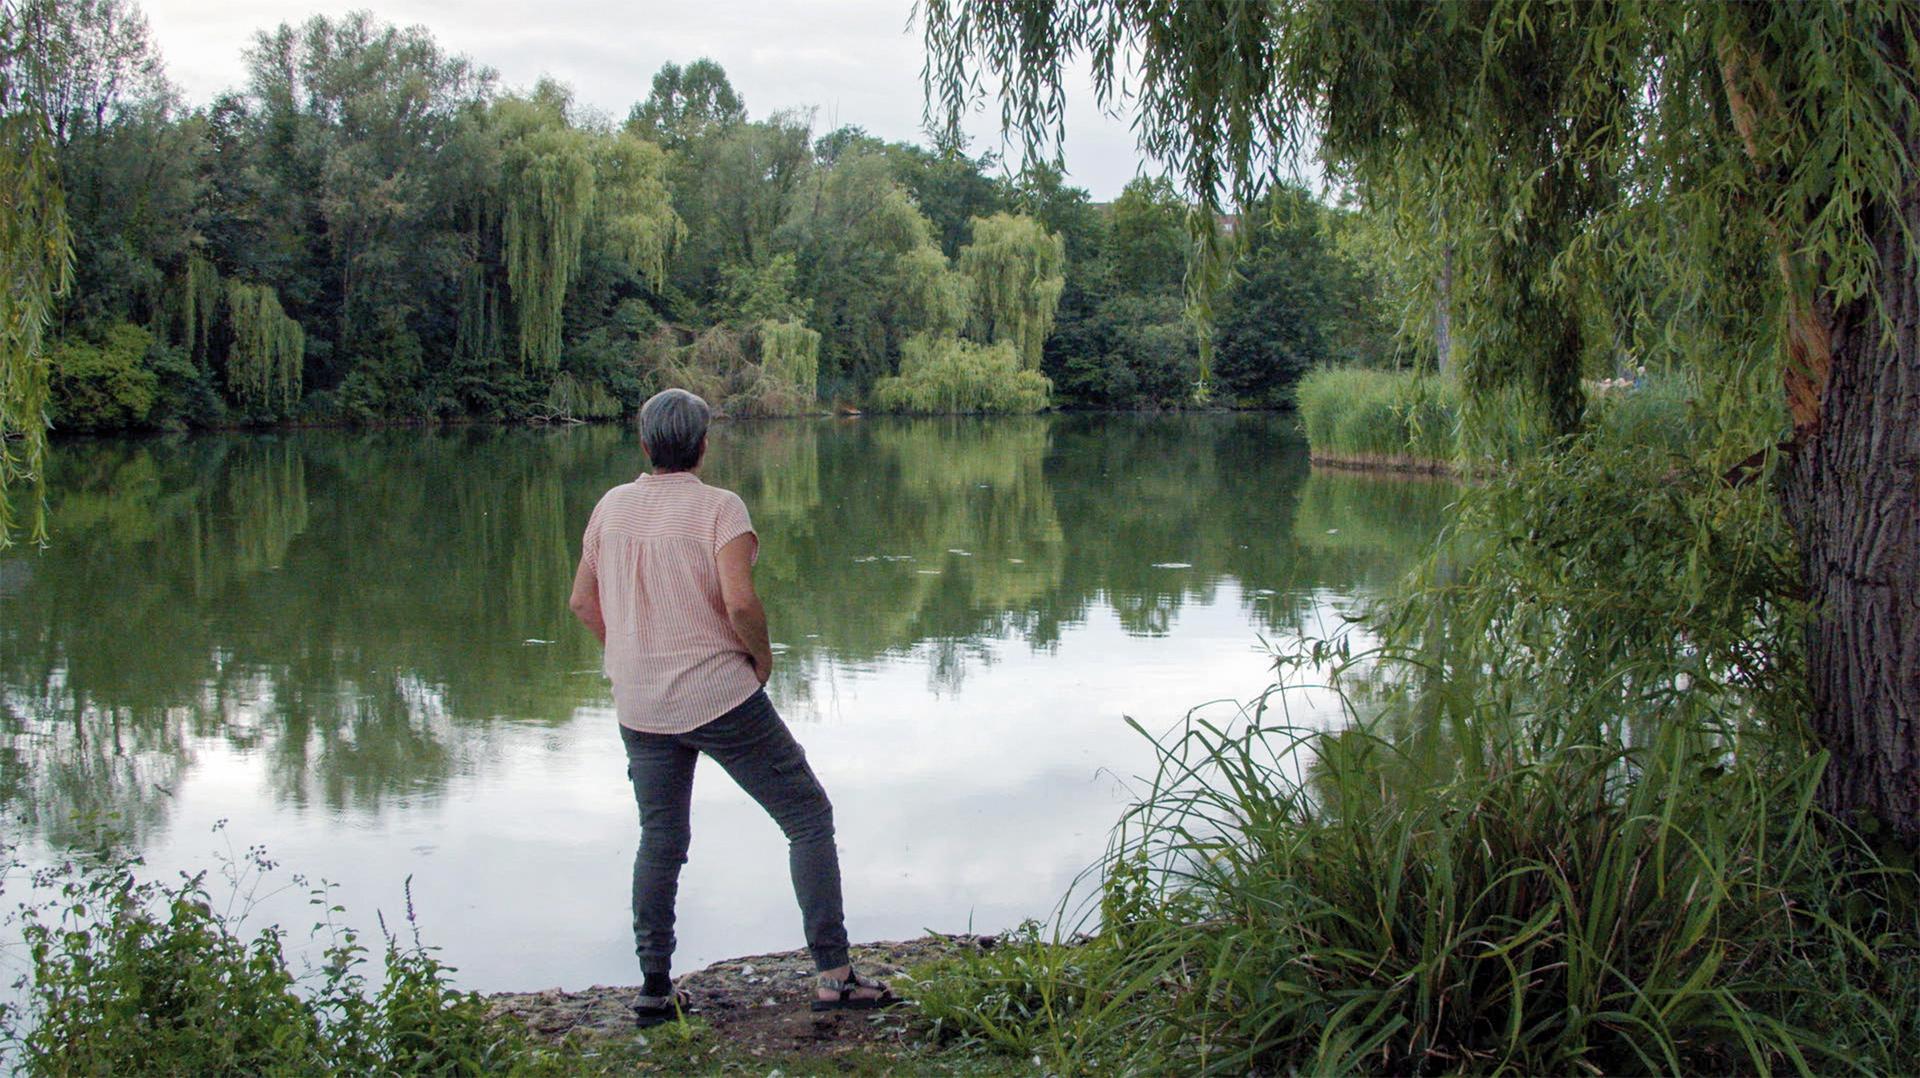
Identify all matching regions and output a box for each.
[47,323,159,433]
[869,334,1051,414]
[1,847,556,1076]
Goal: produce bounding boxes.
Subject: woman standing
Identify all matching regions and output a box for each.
[569,388,894,1027]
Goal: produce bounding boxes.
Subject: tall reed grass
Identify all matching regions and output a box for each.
[1295,368,1459,470]
[1296,366,1700,472]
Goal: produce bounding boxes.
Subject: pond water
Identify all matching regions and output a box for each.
[0,415,1452,993]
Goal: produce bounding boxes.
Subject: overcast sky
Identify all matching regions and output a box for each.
[140,0,1159,201]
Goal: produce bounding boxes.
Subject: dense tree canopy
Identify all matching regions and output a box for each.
[2,4,1396,484]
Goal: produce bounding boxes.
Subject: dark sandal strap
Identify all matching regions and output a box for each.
[633,987,690,1012]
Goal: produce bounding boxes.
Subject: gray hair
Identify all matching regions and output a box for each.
[639,388,711,472]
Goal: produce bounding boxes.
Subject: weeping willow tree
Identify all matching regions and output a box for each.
[594,130,683,291]
[454,258,504,365]
[923,0,1920,839]
[870,334,1050,414]
[172,255,222,365]
[541,370,620,421]
[896,244,972,339]
[758,319,820,400]
[224,281,304,411]
[957,213,1065,370]
[1,0,75,543]
[495,91,595,368]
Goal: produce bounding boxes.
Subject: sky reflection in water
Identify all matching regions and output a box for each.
[0,415,1452,991]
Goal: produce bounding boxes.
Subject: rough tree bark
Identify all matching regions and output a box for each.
[1784,172,1920,837]
[1719,28,1920,838]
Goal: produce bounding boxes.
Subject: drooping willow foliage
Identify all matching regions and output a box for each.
[595,130,684,292]
[1,0,76,543]
[758,319,820,400]
[173,255,222,364]
[958,213,1064,370]
[454,258,504,365]
[541,370,620,421]
[897,244,972,338]
[921,0,1909,434]
[223,281,304,410]
[496,93,595,368]
[870,334,1051,414]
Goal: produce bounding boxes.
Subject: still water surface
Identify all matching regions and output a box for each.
[1,415,1450,991]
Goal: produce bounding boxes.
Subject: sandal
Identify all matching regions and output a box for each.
[632,987,691,1029]
[811,968,900,1012]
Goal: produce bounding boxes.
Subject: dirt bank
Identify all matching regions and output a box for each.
[487,935,998,1068]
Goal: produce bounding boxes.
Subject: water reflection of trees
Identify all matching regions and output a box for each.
[1,417,1450,844]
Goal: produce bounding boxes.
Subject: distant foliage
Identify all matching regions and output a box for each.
[1295,368,1458,468]
[896,244,972,339]
[593,131,684,292]
[171,255,222,365]
[654,325,816,418]
[223,282,304,413]
[625,57,746,150]
[870,334,1050,414]
[541,370,621,421]
[1213,189,1393,405]
[1297,367,1701,472]
[757,319,820,401]
[20,17,1396,433]
[958,213,1065,369]
[47,321,157,431]
[497,90,595,368]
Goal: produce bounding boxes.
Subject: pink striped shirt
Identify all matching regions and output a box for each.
[582,471,761,734]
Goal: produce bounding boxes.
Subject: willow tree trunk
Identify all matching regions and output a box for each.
[1433,243,1453,375]
[1785,170,1920,838]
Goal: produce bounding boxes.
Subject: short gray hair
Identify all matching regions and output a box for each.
[639,388,711,472]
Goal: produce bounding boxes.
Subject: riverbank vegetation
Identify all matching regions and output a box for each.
[1,0,1396,451]
[1295,366,1696,473]
[909,408,1920,1073]
[908,0,1920,1073]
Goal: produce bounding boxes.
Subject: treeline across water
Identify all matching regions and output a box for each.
[24,3,1393,434]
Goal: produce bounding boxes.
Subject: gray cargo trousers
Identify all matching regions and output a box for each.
[618,689,851,975]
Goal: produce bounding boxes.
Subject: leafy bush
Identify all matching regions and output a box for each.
[636,325,819,418]
[1,842,557,1075]
[869,334,1051,414]
[144,342,227,429]
[47,323,160,433]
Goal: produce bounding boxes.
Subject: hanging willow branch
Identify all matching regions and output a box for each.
[958,213,1065,370]
[175,254,222,364]
[225,281,305,410]
[1,0,76,544]
[497,96,595,368]
[758,319,821,399]
[596,130,684,292]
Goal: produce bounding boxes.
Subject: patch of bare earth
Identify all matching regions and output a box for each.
[487,936,989,1064]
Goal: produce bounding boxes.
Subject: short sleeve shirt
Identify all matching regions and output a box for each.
[581,471,761,733]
